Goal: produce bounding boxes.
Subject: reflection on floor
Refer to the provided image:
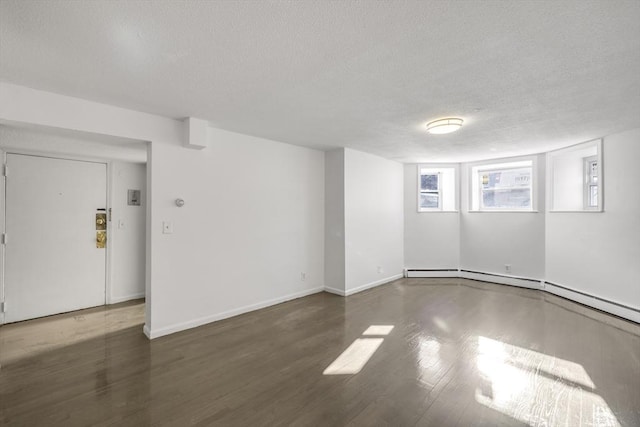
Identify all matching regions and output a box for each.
[476,336,618,426]
[0,300,144,365]
[1,279,638,426]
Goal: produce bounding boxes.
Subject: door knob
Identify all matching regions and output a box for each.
[96,231,106,248]
[96,213,107,230]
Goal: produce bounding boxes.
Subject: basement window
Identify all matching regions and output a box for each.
[585,156,598,208]
[470,159,535,211]
[548,139,603,212]
[418,165,457,212]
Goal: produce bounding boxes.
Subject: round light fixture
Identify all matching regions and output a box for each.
[426,118,463,134]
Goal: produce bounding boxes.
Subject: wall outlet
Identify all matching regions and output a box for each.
[377,266,383,274]
[301,272,306,281]
[505,264,512,273]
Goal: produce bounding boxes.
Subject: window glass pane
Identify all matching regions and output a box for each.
[420,174,439,191]
[482,189,531,208]
[480,167,532,209]
[481,169,530,190]
[420,192,439,209]
[590,161,598,184]
[589,185,598,207]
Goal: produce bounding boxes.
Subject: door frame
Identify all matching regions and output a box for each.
[0,148,116,324]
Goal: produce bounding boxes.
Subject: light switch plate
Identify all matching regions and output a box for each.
[163,221,173,234]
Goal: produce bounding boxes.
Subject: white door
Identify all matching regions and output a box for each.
[3,154,107,323]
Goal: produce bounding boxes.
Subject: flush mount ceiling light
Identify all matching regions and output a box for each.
[426,118,463,134]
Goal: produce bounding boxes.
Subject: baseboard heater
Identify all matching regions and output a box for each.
[544,281,640,322]
[459,269,543,287]
[405,268,639,323]
[405,269,459,278]
[406,269,539,284]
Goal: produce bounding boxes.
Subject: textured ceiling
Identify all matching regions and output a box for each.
[1,0,639,162]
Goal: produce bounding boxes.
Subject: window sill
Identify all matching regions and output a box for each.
[549,210,604,213]
[467,210,540,213]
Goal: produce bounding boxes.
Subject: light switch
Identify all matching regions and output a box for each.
[163,221,173,234]
[118,220,125,229]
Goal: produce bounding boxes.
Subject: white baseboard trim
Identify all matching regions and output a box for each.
[322,274,404,297]
[110,292,145,305]
[144,286,324,339]
[406,269,460,278]
[343,273,404,296]
[545,282,640,324]
[459,270,543,290]
[324,286,346,296]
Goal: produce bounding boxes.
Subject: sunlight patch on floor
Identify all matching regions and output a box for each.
[362,325,394,336]
[323,325,394,375]
[475,336,619,427]
[323,338,384,375]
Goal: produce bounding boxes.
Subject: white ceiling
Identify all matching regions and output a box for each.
[1,0,639,163]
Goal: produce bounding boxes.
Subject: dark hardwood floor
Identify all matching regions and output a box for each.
[1,278,639,426]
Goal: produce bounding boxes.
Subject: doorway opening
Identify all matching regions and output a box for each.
[0,124,148,324]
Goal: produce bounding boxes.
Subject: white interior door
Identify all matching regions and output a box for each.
[4,154,107,323]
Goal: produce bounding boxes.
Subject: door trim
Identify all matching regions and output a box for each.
[1,150,5,324]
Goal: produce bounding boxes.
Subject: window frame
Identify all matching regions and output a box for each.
[417,164,459,213]
[469,157,537,212]
[584,155,598,210]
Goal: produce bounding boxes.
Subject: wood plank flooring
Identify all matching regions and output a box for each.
[1,278,639,426]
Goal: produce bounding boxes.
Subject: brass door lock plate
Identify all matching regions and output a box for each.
[96,231,106,248]
[96,213,107,230]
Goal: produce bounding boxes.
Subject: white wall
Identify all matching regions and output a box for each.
[404,164,460,269]
[549,144,597,211]
[546,128,640,310]
[552,154,583,210]
[0,125,147,162]
[149,128,325,336]
[460,155,546,279]
[0,83,325,338]
[324,149,345,293]
[344,148,404,293]
[110,162,146,303]
[404,138,639,321]
[3,82,637,331]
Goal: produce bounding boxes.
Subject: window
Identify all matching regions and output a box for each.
[479,167,531,209]
[420,172,440,209]
[418,165,457,212]
[548,139,602,212]
[470,159,535,211]
[584,156,598,209]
